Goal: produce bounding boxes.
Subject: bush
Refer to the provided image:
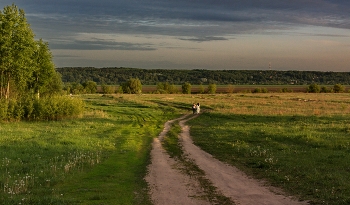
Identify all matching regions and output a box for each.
[122,78,142,94]
[334,84,345,93]
[101,84,115,94]
[156,82,178,94]
[207,83,217,94]
[307,84,320,93]
[320,86,333,93]
[252,88,262,93]
[199,84,205,94]
[281,88,293,93]
[0,95,84,121]
[182,82,192,94]
[226,84,234,93]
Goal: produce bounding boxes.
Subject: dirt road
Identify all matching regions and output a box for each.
[146,114,308,205]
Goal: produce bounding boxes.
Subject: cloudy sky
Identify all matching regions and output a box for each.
[1,1,350,71]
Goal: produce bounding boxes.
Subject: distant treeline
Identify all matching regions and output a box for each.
[56,67,350,85]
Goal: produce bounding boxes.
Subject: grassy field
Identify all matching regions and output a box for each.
[1,93,350,204]
[0,95,180,204]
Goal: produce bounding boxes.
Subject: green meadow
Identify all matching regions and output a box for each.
[1,93,350,204]
[0,95,180,204]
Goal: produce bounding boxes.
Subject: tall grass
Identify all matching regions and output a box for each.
[0,95,85,121]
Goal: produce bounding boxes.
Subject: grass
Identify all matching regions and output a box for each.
[0,94,180,204]
[2,93,350,204]
[184,93,350,204]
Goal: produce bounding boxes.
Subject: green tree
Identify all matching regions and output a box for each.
[207,83,217,94]
[0,4,36,99]
[333,84,345,93]
[101,84,115,94]
[31,39,60,98]
[156,82,178,94]
[122,78,142,94]
[182,82,191,94]
[307,83,320,93]
[199,83,205,94]
[83,81,97,94]
[71,83,84,94]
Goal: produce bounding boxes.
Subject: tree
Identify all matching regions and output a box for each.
[207,83,217,94]
[333,84,345,93]
[182,82,191,94]
[31,39,60,98]
[122,78,142,94]
[83,81,97,93]
[199,83,205,94]
[307,83,320,93]
[0,4,36,99]
[156,82,178,94]
[101,84,115,94]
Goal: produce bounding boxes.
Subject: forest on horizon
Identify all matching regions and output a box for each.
[57,67,350,85]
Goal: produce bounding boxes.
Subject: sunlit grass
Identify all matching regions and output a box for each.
[2,93,350,204]
[0,94,180,204]
[184,93,350,204]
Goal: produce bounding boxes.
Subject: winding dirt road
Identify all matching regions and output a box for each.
[146,114,308,205]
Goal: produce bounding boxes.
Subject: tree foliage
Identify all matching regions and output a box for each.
[182,82,191,94]
[207,83,217,94]
[122,78,142,94]
[307,83,320,93]
[0,4,61,99]
[333,84,345,93]
[156,82,178,94]
[0,4,36,99]
[0,4,83,121]
[57,67,350,86]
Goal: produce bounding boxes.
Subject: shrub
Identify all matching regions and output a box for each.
[320,86,333,93]
[156,82,178,94]
[334,84,345,93]
[281,88,293,93]
[0,95,84,121]
[307,84,320,93]
[252,88,262,93]
[226,84,234,94]
[182,82,192,94]
[207,83,217,94]
[101,84,115,94]
[122,78,142,94]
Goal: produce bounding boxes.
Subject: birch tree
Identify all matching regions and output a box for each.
[31,39,57,98]
[0,4,36,99]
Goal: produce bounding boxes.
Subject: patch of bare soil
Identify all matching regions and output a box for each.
[146,114,309,205]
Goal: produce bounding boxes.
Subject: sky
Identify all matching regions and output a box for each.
[1,1,350,71]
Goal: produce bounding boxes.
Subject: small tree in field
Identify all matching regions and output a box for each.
[83,81,97,93]
[333,84,345,93]
[307,83,320,93]
[122,78,142,94]
[182,82,191,94]
[101,84,115,94]
[207,83,217,94]
[199,83,205,94]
